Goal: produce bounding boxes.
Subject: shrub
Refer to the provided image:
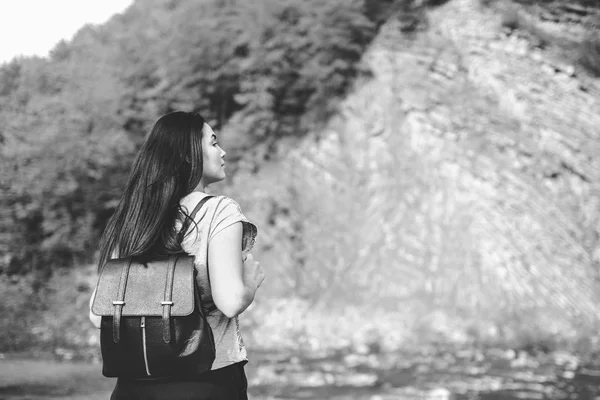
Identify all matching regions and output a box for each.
[0,276,38,351]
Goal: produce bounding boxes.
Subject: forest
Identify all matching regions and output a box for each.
[0,0,401,278]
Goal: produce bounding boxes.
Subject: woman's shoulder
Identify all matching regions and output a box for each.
[181,193,248,218]
[202,195,257,251]
[180,191,204,208]
[214,196,245,213]
[181,192,224,209]
[181,192,235,203]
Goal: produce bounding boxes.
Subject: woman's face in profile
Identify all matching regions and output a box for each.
[201,123,227,185]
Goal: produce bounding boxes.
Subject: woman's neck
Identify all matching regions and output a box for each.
[194,182,207,193]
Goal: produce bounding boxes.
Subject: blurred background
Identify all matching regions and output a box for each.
[1,0,600,399]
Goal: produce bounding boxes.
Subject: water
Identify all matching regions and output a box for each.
[247,348,599,399]
[2,348,599,399]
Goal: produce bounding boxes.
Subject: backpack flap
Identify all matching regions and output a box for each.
[92,255,196,343]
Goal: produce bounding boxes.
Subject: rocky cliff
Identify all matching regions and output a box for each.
[253,0,600,346]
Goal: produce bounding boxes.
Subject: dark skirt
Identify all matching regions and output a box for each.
[110,362,248,400]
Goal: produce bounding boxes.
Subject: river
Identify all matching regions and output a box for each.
[1,347,598,399]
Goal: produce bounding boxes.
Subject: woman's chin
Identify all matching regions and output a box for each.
[214,174,226,183]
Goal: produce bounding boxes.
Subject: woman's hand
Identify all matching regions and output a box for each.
[242,253,265,292]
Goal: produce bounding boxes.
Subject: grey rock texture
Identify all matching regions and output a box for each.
[288,0,600,340]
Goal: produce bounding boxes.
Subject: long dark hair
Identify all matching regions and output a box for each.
[97,111,206,271]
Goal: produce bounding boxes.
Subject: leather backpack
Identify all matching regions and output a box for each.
[92,196,216,378]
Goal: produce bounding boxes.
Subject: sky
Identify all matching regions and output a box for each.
[0,0,134,64]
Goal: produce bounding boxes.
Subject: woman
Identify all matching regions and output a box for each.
[89,111,265,399]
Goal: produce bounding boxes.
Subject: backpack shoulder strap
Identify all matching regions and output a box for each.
[185,195,217,314]
[189,195,215,220]
[179,195,215,242]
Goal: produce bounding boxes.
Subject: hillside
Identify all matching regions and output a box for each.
[1,0,600,356]
[0,0,414,353]
[233,0,600,350]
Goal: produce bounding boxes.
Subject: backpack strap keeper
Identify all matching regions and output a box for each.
[112,258,133,343]
[162,255,179,343]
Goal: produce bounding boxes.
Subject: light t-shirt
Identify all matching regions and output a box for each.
[177,192,257,370]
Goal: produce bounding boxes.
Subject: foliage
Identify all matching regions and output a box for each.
[0,275,38,351]
[0,52,132,276]
[0,0,408,276]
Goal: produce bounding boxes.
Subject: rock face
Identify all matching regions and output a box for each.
[283,0,600,339]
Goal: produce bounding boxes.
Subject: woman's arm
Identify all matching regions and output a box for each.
[208,222,264,318]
